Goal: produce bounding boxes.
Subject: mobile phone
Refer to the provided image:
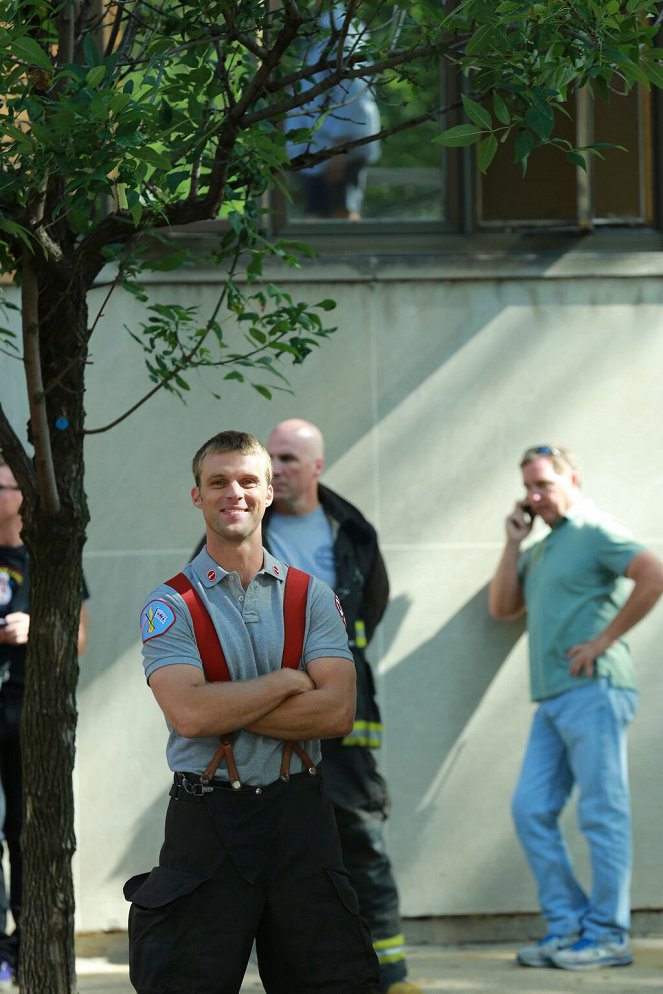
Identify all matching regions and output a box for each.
[522,503,534,522]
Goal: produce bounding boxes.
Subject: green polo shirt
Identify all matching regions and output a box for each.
[518,500,644,701]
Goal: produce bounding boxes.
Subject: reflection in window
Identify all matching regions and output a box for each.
[285,15,445,224]
[361,61,445,222]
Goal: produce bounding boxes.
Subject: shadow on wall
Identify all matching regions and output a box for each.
[109,792,166,884]
[80,263,658,689]
[382,584,525,816]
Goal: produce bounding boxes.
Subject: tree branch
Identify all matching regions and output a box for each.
[0,405,36,501]
[284,102,450,173]
[244,42,440,121]
[21,250,60,515]
[83,235,245,434]
[56,1,77,66]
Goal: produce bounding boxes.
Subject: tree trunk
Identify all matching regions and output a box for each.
[18,265,89,994]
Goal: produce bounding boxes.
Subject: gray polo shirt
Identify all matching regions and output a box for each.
[140,548,353,784]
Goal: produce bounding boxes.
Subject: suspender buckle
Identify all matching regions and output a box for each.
[181,775,212,796]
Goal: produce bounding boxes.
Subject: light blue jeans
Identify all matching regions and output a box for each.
[512,677,638,942]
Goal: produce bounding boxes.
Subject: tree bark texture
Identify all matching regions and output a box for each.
[18,263,89,994]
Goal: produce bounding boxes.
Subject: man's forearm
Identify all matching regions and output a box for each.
[488,542,525,620]
[150,666,314,739]
[247,690,353,740]
[247,672,355,741]
[601,579,663,647]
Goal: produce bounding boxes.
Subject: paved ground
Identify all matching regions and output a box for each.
[74,932,663,993]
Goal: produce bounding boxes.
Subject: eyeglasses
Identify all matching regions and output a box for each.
[0,485,20,492]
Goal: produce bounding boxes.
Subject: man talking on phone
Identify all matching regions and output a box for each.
[489,445,663,972]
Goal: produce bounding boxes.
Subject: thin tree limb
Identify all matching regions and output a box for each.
[83,235,245,434]
[21,250,60,514]
[0,405,37,500]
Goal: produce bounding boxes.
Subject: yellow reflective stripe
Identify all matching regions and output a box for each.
[376,950,406,964]
[341,734,382,747]
[354,619,367,648]
[341,720,382,748]
[373,933,406,964]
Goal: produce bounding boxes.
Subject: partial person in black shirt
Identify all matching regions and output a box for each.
[0,458,88,987]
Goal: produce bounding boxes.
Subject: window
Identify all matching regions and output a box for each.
[281,73,658,239]
[477,86,654,230]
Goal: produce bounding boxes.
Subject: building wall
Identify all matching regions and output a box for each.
[2,241,663,931]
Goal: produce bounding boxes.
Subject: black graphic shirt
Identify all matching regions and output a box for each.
[0,545,29,694]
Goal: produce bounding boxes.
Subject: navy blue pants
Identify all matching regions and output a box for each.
[125,771,379,994]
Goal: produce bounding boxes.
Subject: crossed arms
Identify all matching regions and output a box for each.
[148,656,356,741]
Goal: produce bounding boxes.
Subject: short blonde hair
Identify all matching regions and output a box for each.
[192,431,272,487]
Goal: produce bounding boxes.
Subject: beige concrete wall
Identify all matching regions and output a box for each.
[2,247,663,932]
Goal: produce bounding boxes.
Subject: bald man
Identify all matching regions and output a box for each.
[263,420,420,994]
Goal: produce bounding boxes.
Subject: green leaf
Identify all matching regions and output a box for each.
[436,123,485,148]
[252,384,273,400]
[466,23,493,57]
[124,189,143,226]
[83,32,102,67]
[11,36,52,71]
[567,150,587,171]
[642,61,663,90]
[514,129,535,173]
[493,92,510,126]
[86,66,106,88]
[0,123,33,151]
[139,147,172,170]
[477,134,498,173]
[462,94,492,130]
[0,219,33,249]
[613,58,650,89]
[525,102,554,141]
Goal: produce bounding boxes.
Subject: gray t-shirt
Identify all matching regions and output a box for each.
[267,507,337,589]
[140,548,352,784]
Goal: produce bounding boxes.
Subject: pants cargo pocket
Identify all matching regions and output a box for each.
[325,866,361,916]
[325,866,379,978]
[124,866,209,994]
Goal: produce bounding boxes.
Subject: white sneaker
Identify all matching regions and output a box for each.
[516,933,579,967]
[551,936,633,970]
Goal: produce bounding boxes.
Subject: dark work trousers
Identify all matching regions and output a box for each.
[0,694,22,969]
[321,742,406,992]
[125,770,379,994]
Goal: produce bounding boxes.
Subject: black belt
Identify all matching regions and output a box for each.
[172,769,318,798]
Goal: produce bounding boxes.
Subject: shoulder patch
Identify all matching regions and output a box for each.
[334,594,347,627]
[141,600,176,642]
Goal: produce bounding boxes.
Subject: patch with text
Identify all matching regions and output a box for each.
[141,600,176,641]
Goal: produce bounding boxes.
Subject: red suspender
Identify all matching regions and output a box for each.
[165,572,232,682]
[281,566,310,669]
[165,566,310,679]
